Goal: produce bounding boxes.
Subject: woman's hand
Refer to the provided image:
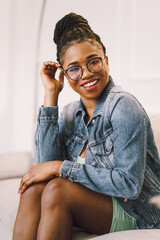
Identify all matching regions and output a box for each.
[18,161,63,194]
[40,61,64,106]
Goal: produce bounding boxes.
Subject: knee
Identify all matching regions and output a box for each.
[41,178,68,209]
[20,182,46,201]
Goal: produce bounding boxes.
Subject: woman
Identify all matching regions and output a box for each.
[13,12,160,240]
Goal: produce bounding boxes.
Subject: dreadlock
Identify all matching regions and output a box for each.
[53,12,106,64]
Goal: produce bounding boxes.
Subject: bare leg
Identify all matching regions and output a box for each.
[12,182,47,240]
[37,178,113,240]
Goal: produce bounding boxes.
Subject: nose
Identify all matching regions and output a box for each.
[81,65,93,80]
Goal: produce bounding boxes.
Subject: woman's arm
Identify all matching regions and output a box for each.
[19,105,67,194]
[18,62,66,193]
[34,61,65,164]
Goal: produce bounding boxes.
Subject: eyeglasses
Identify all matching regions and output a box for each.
[63,56,105,81]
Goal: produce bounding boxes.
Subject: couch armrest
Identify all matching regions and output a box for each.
[0,152,33,180]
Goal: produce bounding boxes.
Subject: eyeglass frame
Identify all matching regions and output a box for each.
[61,56,105,81]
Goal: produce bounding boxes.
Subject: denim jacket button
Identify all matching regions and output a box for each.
[124,198,128,202]
[91,119,95,125]
[91,162,96,167]
[106,148,110,152]
[65,173,70,179]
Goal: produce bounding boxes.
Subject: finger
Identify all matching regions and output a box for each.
[19,178,33,194]
[42,64,60,77]
[51,64,61,71]
[42,69,56,76]
[43,61,61,68]
[59,70,65,83]
[42,64,58,71]
[18,175,27,191]
[18,175,30,193]
[43,61,56,65]
[18,181,23,193]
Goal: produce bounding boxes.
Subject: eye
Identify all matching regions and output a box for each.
[68,66,80,73]
[89,58,100,66]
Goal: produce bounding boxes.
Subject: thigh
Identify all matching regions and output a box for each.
[69,182,113,234]
[46,178,113,235]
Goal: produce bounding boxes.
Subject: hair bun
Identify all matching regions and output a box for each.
[53,12,92,45]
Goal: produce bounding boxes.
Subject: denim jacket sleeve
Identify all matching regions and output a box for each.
[34,106,66,164]
[60,93,148,199]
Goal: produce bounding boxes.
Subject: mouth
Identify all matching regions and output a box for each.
[81,79,99,88]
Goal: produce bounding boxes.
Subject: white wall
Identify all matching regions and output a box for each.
[0,0,160,153]
[0,0,43,153]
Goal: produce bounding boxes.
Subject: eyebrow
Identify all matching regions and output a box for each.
[67,54,99,67]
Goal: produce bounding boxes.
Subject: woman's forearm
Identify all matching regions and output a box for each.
[44,90,59,107]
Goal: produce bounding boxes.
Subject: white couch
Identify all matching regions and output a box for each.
[0,116,160,240]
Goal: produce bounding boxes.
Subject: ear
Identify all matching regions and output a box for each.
[104,55,109,67]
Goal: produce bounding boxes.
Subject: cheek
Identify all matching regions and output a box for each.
[102,66,109,77]
[67,79,77,90]
[100,69,109,85]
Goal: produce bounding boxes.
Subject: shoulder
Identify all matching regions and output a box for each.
[103,85,150,126]
[106,85,146,114]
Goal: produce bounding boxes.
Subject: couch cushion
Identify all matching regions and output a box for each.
[91,229,160,239]
[0,152,33,180]
[0,178,21,240]
[73,228,97,239]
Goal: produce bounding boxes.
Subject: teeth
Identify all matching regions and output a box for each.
[83,80,98,87]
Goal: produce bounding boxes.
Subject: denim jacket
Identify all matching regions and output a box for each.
[34,76,160,229]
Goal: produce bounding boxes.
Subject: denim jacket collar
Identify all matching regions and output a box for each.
[75,75,115,118]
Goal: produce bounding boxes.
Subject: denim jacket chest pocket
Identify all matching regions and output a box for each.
[65,132,85,162]
[88,135,114,169]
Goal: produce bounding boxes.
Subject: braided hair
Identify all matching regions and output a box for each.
[53,12,106,64]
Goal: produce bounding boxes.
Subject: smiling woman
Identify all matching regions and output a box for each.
[12,12,160,240]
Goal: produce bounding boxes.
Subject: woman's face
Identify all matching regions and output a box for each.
[62,41,110,102]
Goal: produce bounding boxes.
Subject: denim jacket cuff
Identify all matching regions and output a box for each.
[38,106,59,120]
[60,160,80,182]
